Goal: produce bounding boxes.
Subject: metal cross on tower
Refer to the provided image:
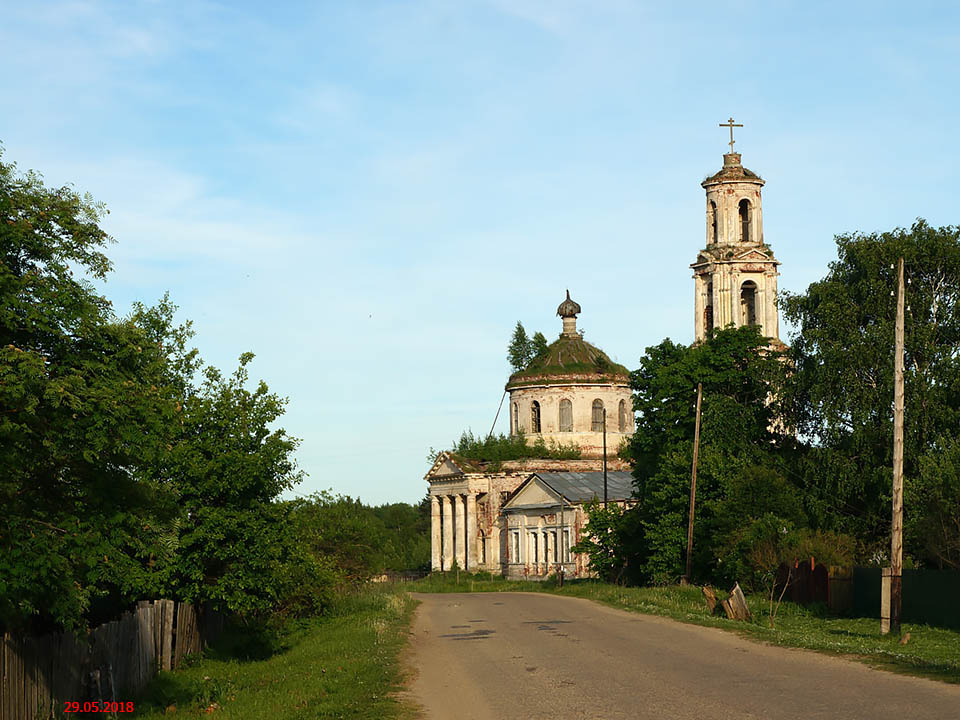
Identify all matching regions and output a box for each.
[719,117,743,153]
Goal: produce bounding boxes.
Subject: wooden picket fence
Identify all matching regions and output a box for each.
[0,600,222,720]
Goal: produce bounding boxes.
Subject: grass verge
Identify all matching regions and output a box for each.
[403,572,960,684]
[131,585,417,719]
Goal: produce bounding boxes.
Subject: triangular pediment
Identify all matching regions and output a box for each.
[733,248,771,262]
[502,476,561,509]
[424,451,466,480]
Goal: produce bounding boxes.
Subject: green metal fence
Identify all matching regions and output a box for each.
[852,567,960,629]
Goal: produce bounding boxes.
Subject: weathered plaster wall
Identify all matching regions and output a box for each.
[508,382,633,457]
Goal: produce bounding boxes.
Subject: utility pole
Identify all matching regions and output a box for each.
[886,258,906,634]
[602,408,608,508]
[683,383,703,586]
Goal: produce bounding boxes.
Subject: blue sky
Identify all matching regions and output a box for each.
[2,1,958,504]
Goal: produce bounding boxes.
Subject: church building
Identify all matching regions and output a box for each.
[692,123,781,345]
[425,124,781,578]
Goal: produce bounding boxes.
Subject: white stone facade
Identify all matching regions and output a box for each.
[692,152,781,344]
[507,382,633,458]
[426,455,630,576]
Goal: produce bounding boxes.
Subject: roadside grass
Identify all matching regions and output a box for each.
[132,586,417,720]
[405,572,960,684]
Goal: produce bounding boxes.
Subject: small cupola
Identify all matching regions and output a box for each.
[556,290,582,337]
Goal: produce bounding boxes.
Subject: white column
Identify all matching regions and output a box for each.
[466,493,477,571]
[430,495,441,571]
[718,269,729,327]
[454,495,466,569]
[543,529,550,573]
[771,273,780,340]
[492,525,501,568]
[442,495,453,571]
[524,518,532,570]
[694,274,704,341]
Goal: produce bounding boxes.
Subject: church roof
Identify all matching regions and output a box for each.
[534,471,634,502]
[556,289,581,318]
[502,471,634,509]
[702,152,764,186]
[505,333,630,389]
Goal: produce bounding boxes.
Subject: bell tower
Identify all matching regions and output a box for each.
[692,119,781,343]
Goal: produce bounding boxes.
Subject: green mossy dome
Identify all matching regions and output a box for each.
[506,334,629,389]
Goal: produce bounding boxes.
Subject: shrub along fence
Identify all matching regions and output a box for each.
[853,568,960,630]
[1,599,222,720]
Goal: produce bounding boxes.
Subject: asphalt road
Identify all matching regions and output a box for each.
[406,592,960,720]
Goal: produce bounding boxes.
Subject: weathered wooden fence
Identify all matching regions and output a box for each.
[1,600,222,720]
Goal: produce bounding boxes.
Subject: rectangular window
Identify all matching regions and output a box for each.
[592,400,605,432]
[559,399,573,432]
[531,533,538,564]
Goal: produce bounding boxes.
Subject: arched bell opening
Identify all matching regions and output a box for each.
[740,280,758,326]
[738,199,751,243]
[709,200,718,244]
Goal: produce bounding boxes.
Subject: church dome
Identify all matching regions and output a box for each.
[556,289,582,318]
[505,333,629,390]
[702,152,764,187]
[505,291,633,458]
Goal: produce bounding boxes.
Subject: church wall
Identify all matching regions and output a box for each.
[508,382,633,457]
[426,457,631,575]
[501,504,588,580]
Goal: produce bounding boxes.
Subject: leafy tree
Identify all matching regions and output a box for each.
[291,492,431,580]
[570,501,644,584]
[781,220,960,558]
[370,501,431,572]
[531,331,549,360]
[908,438,960,569]
[0,150,318,630]
[507,321,532,371]
[163,354,305,616]
[0,153,182,631]
[626,326,793,584]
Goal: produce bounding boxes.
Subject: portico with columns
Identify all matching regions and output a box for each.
[425,453,631,575]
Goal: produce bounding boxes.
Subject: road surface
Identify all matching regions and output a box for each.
[406,592,960,720]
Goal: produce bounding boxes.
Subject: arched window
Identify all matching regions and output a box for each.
[710,200,718,244]
[741,281,758,326]
[618,399,627,432]
[531,400,541,433]
[591,399,605,432]
[705,280,714,333]
[559,399,573,432]
[738,199,751,243]
[512,403,519,434]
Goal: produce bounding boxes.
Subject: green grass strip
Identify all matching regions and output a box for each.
[132,586,417,719]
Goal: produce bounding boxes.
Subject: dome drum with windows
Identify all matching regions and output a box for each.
[506,291,633,458]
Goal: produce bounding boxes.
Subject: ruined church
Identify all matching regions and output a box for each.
[425,126,781,578]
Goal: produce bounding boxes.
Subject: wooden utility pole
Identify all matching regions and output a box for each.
[602,408,608,508]
[683,383,703,585]
[888,258,906,634]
